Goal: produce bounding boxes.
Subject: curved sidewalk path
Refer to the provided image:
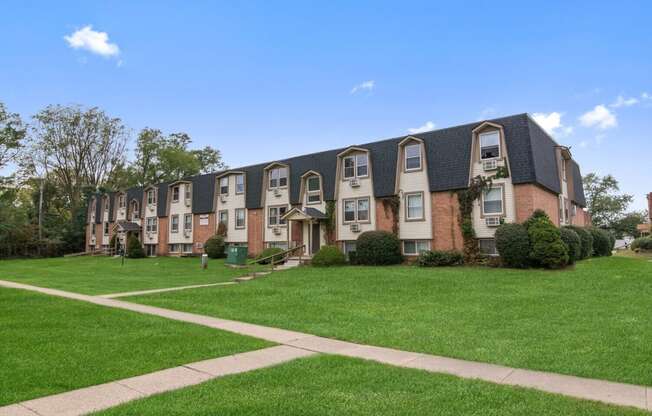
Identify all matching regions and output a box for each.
[1,279,650,414]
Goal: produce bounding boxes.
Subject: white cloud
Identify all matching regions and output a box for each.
[407,121,436,134]
[64,25,120,58]
[579,105,617,130]
[579,140,588,148]
[350,80,375,94]
[610,95,639,108]
[532,112,573,137]
[642,92,651,100]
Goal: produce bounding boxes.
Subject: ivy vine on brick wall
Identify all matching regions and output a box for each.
[382,195,400,235]
[456,175,492,263]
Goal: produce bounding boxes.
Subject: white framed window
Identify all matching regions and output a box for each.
[235,174,245,194]
[482,187,503,215]
[405,143,422,171]
[103,197,109,211]
[219,210,228,227]
[403,240,430,255]
[169,243,180,253]
[220,177,229,195]
[306,176,321,204]
[182,243,193,253]
[171,215,179,233]
[267,241,288,250]
[343,153,369,179]
[343,197,370,223]
[343,241,357,256]
[405,192,424,220]
[103,222,109,236]
[184,184,191,200]
[172,186,180,202]
[269,167,288,189]
[146,217,157,233]
[480,131,500,160]
[91,224,96,236]
[561,160,567,182]
[147,189,157,205]
[131,201,139,219]
[184,214,192,231]
[235,208,246,228]
[268,206,288,226]
[479,239,498,256]
[118,195,126,208]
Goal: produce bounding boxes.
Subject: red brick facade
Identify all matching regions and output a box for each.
[375,199,395,233]
[431,191,463,251]
[513,184,560,225]
[157,217,169,256]
[192,213,215,254]
[247,208,264,256]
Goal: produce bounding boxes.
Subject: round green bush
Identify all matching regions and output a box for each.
[589,228,612,257]
[355,231,402,265]
[560,227,581,264]
[495,223,530,268]
[631,237,652,251]
[255,247,284,264]
[566,226,593,260]
[126,235,145,258]
[204,235,226,259]
[311,245,347,267]
[527,213,568,269]
[523,209,551,231]
[417,250,463,267]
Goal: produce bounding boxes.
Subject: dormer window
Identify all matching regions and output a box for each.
[405,143,422,171]
[306,176,321,204]
[561,159,567,182]
[147,189,157,205]
[235,174,245,194]
[269,167,287,189]
[480,131,500,160]
[103,197,109,211]
[343,154,368,179]
[220,177,229,195]
[172,186,180,202]
[131,201,139,220]
[118,195,125,208]
[184,184,191,200]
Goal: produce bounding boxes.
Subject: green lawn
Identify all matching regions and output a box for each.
[129,256,652,386]
[0,255,265,295]
[96,355,645,416]
[0,287,271,406]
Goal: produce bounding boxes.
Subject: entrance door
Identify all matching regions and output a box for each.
[311,223,320,254]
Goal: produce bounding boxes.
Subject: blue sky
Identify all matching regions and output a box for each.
[1,1,650,210]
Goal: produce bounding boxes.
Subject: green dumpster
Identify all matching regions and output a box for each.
[226,245,248,265]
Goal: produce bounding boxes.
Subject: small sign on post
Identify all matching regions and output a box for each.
[201,254,208,270]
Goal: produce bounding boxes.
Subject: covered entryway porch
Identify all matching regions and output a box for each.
[113,221,142,255]
[282,207,328,256]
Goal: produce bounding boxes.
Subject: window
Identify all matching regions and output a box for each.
[235,174,245,194]
[220,177,229,195]
[118,195,125,208]
[403,240,429,255]
[235,208,246,228]
[269,167,287,189]
[479,239,498,256]
[482,187,503,215]
[91,225,96,236]
[268,206,288,226]
[267,241,288,250]
[343,241,357,256]
[405,143,422,171]
[182,244,193,253]
[104,197,109,211]
[571,204,577,217]
[103,222,109,236]
[169,244,180,253]
[219,210,228,227]
[306,176,321,204]
[131,201,139,219]
[199,214,209,226]
[405,192,424,220]
[480,131,500,160]
[147,189,157,205]
[172,186,180,202]
[343,153,369,179]
[171,215,179,233]
[146,217,157,233]
[184,184,191,200]
[561,160,567,181]
[564,198,569,224]
[184,214,192,231]
[343,197,370,223]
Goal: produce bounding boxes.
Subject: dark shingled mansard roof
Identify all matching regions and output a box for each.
[93,113,586,214]
[570,160,586,206]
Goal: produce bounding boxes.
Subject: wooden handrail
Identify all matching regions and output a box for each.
[250,244,306,266]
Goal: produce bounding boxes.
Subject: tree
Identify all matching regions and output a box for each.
[612,211,648,238]
[583,173,633,228]
[0,101,25,171]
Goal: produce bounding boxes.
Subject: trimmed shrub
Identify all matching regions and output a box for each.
[590,228,612,257]
[312,245,347,267]
[566,226,593,260]
[417,250,463,267]
[527,212,568,269]
[495,223,530,268]
[126,235,145,258]
[523,209,551,231]
[204,235,226,259]
[256,247,284,264]
[631,237,652,251]
[347,251,359,265]
[560,227,581,264]
[355,231,402,265]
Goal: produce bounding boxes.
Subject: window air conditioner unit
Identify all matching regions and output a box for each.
[350,223,361,233]
[185,198,192,207]
[272,226,282,235]
[90,237,96,244]
[148,205,155,212]
[482,159,498,171]
[183,230,191,238]
[220,195,227,203]
[147,232,153,239]
[485,217,501,227]
[349,178,360,188]
[273,188,281,197]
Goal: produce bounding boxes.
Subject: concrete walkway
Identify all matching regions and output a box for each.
[0,346,315,416]
[1,279,650,413]
[99,281,237,299]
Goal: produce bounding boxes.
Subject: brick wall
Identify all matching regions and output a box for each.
[192,213,215,254]
[375,198,395,233]
[431,192,463,251]
[247,208,264,256]
[571,206,591,227]
[513,184,560,225]
[157,217,169,256]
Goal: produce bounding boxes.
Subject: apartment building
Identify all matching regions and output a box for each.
[86,113,590,257]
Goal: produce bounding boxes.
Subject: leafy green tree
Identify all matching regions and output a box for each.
[611,211,648,238]
[583,173,633,228]
[0,101,25,171]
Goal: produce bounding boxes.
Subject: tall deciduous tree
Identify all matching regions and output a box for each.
[583,173,633,228]
[612,211,648,238]
[0,101,25,171]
